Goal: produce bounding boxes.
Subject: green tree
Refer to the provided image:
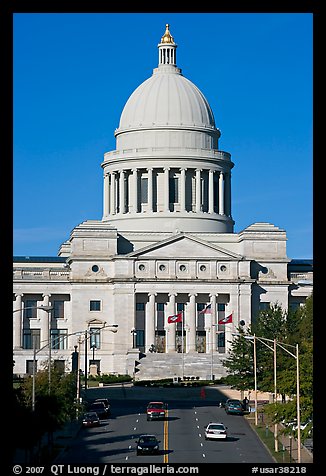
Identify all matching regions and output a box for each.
[20,364,80,454]
[222,296,313,439]
[264,295,313,439]
[222,326,254,391]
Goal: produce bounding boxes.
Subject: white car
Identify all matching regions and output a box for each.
[205,422,228,440]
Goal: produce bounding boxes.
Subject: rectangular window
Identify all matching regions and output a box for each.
[53,300,64,319]
[156,303,165,331]
[217,303,225,311]
[289,302,300,312]
[259,302,270,311]
[51,329,68,350]
[89,328,101,349]
[90,300,101,311]
[136,330,145,347]
[136,302,145,311]
[218,332,225,347]
[24,300,38,319]
[23,329,40,349]
[176,303,184,331]
[26,360,37,375]
[140,177,148,203]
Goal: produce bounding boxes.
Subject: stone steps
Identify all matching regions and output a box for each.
[133,352,228,380]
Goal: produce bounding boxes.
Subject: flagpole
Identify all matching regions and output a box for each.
[182,310,184,380]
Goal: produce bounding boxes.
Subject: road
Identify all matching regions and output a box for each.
[57,385,274,464]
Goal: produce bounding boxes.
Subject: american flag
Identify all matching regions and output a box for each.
[199,304,212,314]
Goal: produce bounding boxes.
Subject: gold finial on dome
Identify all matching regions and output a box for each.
[161,24,174,44]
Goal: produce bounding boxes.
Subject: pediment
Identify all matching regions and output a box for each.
[127,234,242,260]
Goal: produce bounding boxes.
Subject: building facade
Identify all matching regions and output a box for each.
[13,25,312,380]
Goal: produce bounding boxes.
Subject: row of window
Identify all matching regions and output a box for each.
[22,299,102,318]
[22,300,276,318]
[23,327,101,350]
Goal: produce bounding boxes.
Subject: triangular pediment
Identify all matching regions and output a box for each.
[127,234,242,260]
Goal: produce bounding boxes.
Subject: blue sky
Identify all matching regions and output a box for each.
[13,12,313,259]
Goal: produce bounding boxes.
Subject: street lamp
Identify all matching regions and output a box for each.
[276,342,301,463]
[30,323,118,410]
[232,332,301,462]
[84,324,118,390]
[91,343,97,362]
[244,334,279,452]
[13,305,53,402]
[131,328,137,348]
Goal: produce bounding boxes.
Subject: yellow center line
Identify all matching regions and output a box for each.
[164,408,169,463]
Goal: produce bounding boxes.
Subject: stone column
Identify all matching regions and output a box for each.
[219,171,225,215]
[145,293,156,352]
[132,168,138,213]
[187,294,197,352]
[103,173,109,219]
[208,169,214,214]
[13,294,23,348]
[167,293,177,352]
[195,169,201,213]
[148,168,153,212]
[110,172,116,215]
[180,168,186,212]
[209,294,218,353]
[226,172,232,217]
[165,293,176,353]
[164,167,170,212]
[119,170,125,214]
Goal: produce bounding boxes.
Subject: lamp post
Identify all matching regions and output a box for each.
[13,305,53,403]
[131,328,137,348]
[232,332,301,461]
[29,323,118,410]
[91,343,97,362]
[84,324,118,390]
[276,342,301,463]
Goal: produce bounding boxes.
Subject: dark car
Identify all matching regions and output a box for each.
[82,412,100,428]
[94,398,111,416]
[136,434,160,455]
[88,401,108,419]
[225,398,244,415]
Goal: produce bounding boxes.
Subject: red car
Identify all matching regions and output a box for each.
[146,402,166,421]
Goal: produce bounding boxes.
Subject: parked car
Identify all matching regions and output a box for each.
[88,401,108,419]
[146,402,166,421]
[204,422,228,440]
[94,398,111,416]
[136,434,160,455]
[224,398,244,415]
[82,412,100,428]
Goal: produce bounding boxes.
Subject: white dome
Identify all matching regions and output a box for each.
[117,66,216,133]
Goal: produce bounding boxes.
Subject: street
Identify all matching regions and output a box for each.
[56,385,274,464]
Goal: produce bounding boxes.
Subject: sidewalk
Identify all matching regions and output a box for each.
[51,418,82,463]
[12,418,82,464]
[217,385,313,463]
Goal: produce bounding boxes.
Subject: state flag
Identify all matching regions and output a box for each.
[218,314,233,324]
[167,312,183,324]
[199,304,212,314]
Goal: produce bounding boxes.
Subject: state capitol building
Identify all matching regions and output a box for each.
[13,25,313,380]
